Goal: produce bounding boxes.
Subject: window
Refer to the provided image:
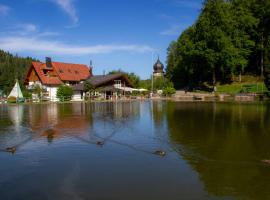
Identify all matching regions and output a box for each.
[114,80,121,88]
[59,69,63,73]
[75,70,79,74]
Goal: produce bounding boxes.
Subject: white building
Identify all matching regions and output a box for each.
[24,57,92,101]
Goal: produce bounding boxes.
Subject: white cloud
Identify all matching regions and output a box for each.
[16,23,37,33]
[0,36,154,55]
[24,24,37,32]
[2,23,61,38]
[37,31,60,37]
[0,4,10,16]
[160,25,184,36]
[54,0,78,25]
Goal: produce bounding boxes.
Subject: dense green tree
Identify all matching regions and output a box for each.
[139,79,152,90]
[251,0,270,77]
[32,84,44,99]
[83,80,95,99]
[166,0,270,91]
[166,41,178,80]
[56,85,73,101]
[153,76,175,92]
[0,50,36,95]
[108,70,141,88]
[264,37,270,91]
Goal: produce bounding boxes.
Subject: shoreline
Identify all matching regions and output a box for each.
[1,95,269,106]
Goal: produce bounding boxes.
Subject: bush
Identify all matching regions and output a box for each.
[32,84,43,99]
[22,89,32,99]
[163,86,176,96]
[57,85,73,101]
[131,91,140,96]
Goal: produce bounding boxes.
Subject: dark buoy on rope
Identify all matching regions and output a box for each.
[5,147,16,154]
[96,141,104,146]
[262,159,270,164]
[153,150,166,157]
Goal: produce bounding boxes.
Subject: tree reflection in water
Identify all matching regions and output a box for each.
[166,102,270,199]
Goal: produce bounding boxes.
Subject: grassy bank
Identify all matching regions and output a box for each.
[217,82,267,94]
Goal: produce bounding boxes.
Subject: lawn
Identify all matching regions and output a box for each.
[217,82,267,94]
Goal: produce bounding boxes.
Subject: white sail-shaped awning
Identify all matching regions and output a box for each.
[8,81,24,98]
[114,85,148,93]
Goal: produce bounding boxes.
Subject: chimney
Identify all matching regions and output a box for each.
[89,67,93,77]
[46,57,52,68]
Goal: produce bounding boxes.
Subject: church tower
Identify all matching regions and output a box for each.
[153,57,164,77]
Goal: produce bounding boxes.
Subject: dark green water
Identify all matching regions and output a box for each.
[0,101,270,200]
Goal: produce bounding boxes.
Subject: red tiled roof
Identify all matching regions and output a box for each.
[32,62,63,85]
[52,62,90,81]
[29,61,91,85]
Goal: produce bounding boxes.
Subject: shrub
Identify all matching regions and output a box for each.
[57,85,73,101]
[22,89,32,99]
[84,80,95,100]
[163,86,176,97]
[131,91,140,96]
[32,84,43,99]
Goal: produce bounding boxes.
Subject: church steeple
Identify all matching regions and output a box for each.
[153,56,164,77]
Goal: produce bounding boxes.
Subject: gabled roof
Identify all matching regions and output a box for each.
[26,60,91,85]
[72,73,133,91]
[32,62,63,85]
[52,62,90,81]
[87,73,133,87]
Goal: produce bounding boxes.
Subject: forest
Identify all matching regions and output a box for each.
[166,0,270,91]
[0,50,36,95]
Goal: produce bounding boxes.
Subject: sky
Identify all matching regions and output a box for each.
[0,0,203,79]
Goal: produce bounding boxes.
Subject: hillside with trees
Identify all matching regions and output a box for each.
[166,0,270,91]
[0,50,37,95]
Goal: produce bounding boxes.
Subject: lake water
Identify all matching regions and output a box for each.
[0,101,270,200]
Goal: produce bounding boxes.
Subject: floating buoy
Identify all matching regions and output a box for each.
[96,141,104,146]
[45,129,55,138]
[47,133,54,139]
[153,150,166,157]
[262,159,270,164]
[5,147,16,154]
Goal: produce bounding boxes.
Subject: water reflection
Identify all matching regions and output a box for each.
[8,105,24,130]
[167,102,270,199]
[0,102,141,148]
[1,101,270,199]
[28,103,93,142]
[0,105,28,149]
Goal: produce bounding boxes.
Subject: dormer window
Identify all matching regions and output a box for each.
[59,69,63,73]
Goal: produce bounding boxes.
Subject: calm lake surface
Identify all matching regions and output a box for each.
[1,101,270,200]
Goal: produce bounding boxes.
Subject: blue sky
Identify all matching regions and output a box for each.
[0,0,202,79]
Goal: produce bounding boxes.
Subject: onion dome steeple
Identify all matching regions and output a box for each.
[153,56,164,77]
